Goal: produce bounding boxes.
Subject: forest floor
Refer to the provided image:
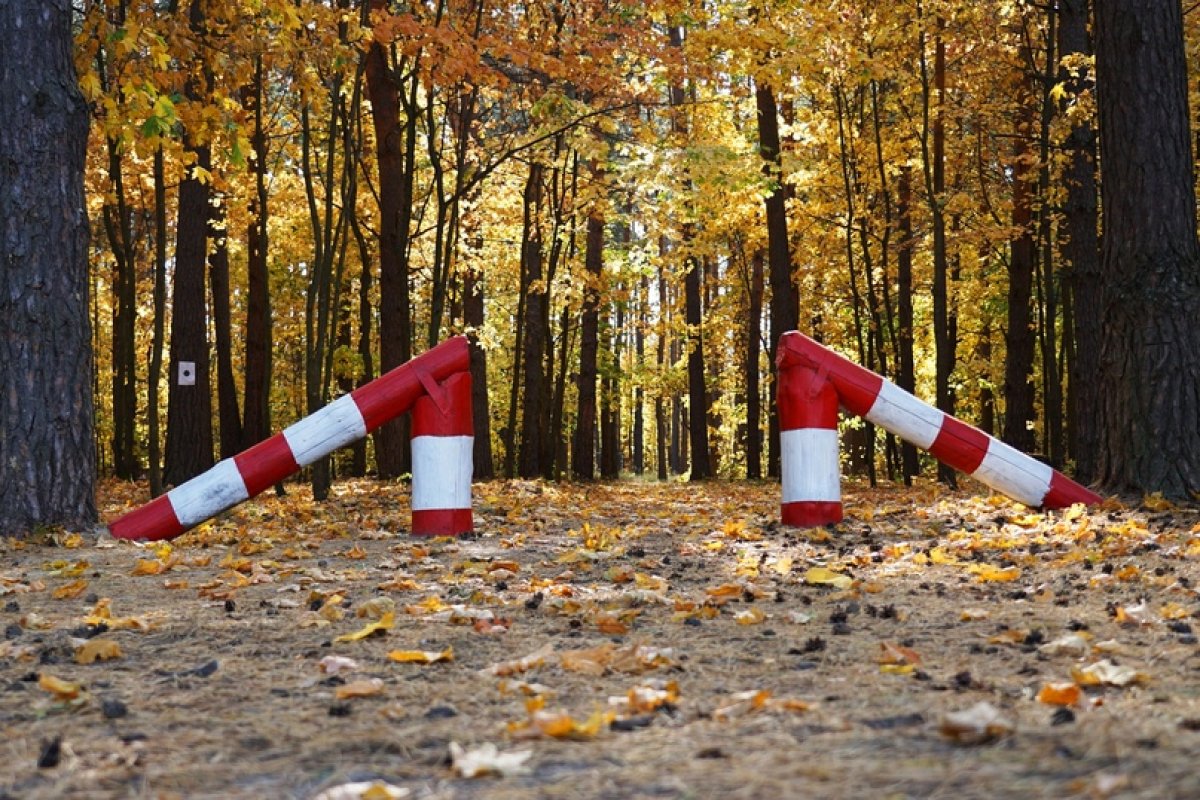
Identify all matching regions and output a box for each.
[1,477,1199,800]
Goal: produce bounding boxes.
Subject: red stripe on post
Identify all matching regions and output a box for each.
[778,365,839,431]
[109,495,185,541]
[352,337,470,432]
[777,332,882,418]
[234,433,300,498]
[929,416,990,475]
[411,371,473,437]
[411,508,473,537]
[1042,470,1103,509]
[782,501,843,527]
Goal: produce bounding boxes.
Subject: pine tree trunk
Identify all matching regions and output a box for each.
[1093,0,1200,496]
[243,57,273,455]
[573,208,604,480]
[1059,0,1101,484]
[0,0,96,535]
[1004,110,1038,455]
[518,162,548,479]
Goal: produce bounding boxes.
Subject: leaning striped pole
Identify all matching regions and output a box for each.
[108,336,471,541]
[777,331,1102,510]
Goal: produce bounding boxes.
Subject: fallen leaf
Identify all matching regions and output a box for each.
[877,641,922,666]
[449,741,533,778]
[1036,682,1081,706]
[38,673,82,701]
[387,646,453,664]
[310,781,411,800]
[52,579,89,600]
[1038,634,1090,658]
[561,643,614,676]
[132,558,167,576]
[1071,659,1148,687]
[333,611,394,643]
[713,689,773,721]
[734,608,766,625]
[485,644,555,677]
[960,608,990,621]
[75,638,123,665]
[804,567,853,590]
[966,564,1021,582]
[939,702,1014,745]
[356,597,396,619]
[318,655,360,675]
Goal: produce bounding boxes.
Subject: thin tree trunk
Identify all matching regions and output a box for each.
[518,161,548,479]
[896,168,919,484]
[573,201,604,480]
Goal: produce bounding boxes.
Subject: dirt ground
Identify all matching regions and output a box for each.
[1,477,1199,800]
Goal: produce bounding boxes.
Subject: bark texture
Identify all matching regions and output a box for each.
[1093,0,1200,496]
[0,0,97,535]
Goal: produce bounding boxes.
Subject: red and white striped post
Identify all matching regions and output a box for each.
[776,331,1101,513]
[108,337,471,541]
[410,370,473,536]
[778,354,842,526]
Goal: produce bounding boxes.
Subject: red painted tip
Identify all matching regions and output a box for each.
[1042,470,1103,509]
[781,501,843,528]
[108,494,185,541]
[411,508,473,537]
[778,366,838,431]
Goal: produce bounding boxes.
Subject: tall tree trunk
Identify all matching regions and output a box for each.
[0,0,96,534]
[209,199,242,460]
[656,261,669,480]
[148,149,168,497]
[102,138,139,479]
[684,253,712,480]
[164,0,214,487]
[746,249,764,479]
[573,203,604,480]
[896,168,919,484]
[600,300,623,479]
[242,55,273,455]
[1093,0,1200,496]
[633,274,647,475]
[518,161,548,479]
[1059,0,1101,484]
[919,8,956,486]
[365,2,414,478]
[1003,112,1038,455]
[463,261,494,479]
[756,83,797,479]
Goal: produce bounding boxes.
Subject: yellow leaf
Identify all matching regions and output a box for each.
[75,638,123,665]
[334,611,394,643]
[804,567,853,590]
[387,646,453,664]
[769,555,794,575]
[127,557,162,575]
[335,678,385,699]
[967,564,1021,582]
[734,608,766,625]
[356,597,397,619]
[880,663,915,675]
[52,579,89,600]
[38,673,82,700]
[1142,492,1174,511]
[929,547,960,565]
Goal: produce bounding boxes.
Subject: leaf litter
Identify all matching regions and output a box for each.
[1,477,1199,798]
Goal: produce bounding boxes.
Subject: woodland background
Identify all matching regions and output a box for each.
[71,0,1167,501]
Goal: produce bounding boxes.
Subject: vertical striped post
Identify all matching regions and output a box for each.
[778,357,843,526]
[410,371,474,536]
[777,331,1102,510]
[108,337,470,541]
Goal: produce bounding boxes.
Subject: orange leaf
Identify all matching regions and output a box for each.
[387,646,453,664]
[1036,682,1081,706]
[52,579,89,600]
[75,638,123,664]
[335,678,385,699]
[333,612,394,643]
[38,673,82,701]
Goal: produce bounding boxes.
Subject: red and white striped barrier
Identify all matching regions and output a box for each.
[411,370,474,536]
[778,360,843,526]
[109,336,471,541]
[777,331,1101,521]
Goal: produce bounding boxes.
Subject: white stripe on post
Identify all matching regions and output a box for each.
[167,458,250,529]
[282,394,368,467]
[973,439,1053,507]
[865,380,944,450]
[411,435,474,511]
[781,428,841,503]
